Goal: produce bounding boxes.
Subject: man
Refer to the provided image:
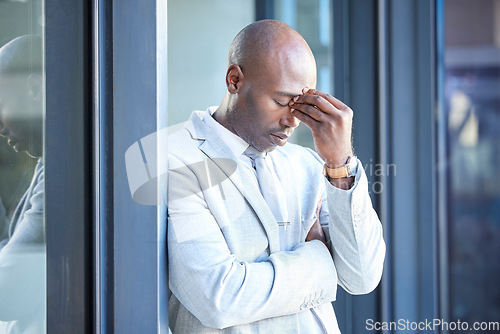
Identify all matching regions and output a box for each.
[167,20,385,333]
[0,35,45,334]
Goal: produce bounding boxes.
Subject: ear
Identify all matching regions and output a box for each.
[27,73,43,102]
[226,64,244,94]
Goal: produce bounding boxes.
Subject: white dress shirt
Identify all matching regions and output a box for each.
[203,106,326,333]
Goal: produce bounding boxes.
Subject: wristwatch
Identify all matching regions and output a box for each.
[323,156,358,179]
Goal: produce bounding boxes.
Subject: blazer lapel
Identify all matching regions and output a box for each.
[185,112,280,253]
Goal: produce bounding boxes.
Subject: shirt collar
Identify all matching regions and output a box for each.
[202,106,249,158]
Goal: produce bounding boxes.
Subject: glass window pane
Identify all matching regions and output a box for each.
[0,1,45,333]
[274,0,333,149]
[167,0,255,127]
[444,0,500,325]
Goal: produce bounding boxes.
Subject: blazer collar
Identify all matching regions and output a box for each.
[185,110,280,253]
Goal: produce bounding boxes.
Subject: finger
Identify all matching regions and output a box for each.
[290,101,325,122]
[290,107,319,129]
[302,88,349,111]
[292,94,339,118]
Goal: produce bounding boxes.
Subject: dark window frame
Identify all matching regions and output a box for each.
[45,1,93,332]
[45,0,168,333]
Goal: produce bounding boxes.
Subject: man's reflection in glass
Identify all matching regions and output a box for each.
[0,35,45,334]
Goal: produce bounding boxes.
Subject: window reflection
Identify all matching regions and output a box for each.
[444,0,500,326]
[0,1,45,332]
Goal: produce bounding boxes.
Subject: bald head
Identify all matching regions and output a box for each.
[0,35,43,158]
[227,20,315,78]
[0,35,42,76]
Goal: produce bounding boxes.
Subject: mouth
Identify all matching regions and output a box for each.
[270,133,289,146]
[7,138,21,151]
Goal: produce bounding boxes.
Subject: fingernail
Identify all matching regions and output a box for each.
[290,108,295,112]
[293,96,299,102]
[289,101,294,106]
[302,87,309,93]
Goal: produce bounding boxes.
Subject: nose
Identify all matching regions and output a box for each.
[0,123,9,137]
[280,108,300,129]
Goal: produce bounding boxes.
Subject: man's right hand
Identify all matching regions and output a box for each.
[305,199,327,246]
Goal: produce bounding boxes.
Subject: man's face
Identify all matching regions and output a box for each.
[229,45,317,152]
[0,75,43,158]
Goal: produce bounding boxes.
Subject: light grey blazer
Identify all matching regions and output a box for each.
[167,110,385,333]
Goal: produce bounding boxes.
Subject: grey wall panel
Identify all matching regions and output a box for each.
[415,0,437,324]
[390,0,420,322]
[388,0,437,326]
[113,1,164,332]
[45,0,92,333]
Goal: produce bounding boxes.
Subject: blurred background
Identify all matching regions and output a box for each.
[167,0,500,333]
[0,0,498,333]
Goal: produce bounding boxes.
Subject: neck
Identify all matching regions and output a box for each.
[213,93,237,135]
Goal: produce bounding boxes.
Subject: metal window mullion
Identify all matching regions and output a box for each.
[377,0,393,331]
[157,1,169,332]
[92,0,114,333]
[435,0,449,331]
[91,0,101,332]
[45,0,92,332]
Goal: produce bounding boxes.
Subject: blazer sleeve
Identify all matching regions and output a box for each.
[0,198,9,250]
[168,154,338,330]
[0,166,45,321]
[320,161,386,295]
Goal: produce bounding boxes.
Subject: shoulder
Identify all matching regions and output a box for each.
[167,128,202,170]
[168,125,197,151]
[167,112,206,164]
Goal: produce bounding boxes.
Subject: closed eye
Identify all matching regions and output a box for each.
[274,100,288,107]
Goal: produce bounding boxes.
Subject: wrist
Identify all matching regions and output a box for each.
[325,150,354,169]
[323,156,358,179]
[323,156,358,190]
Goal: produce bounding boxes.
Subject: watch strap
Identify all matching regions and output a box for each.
[324,164,350,178]
[324,156,357,179]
